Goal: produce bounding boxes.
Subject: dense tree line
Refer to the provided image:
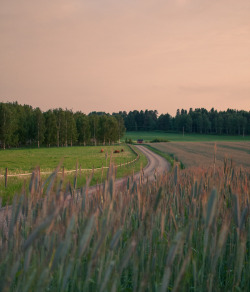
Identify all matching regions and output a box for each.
[115,108,250,135]
[1,102,249,149]
[0,102,125,149]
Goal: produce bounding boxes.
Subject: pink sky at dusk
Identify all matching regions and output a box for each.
[0,0,249,116]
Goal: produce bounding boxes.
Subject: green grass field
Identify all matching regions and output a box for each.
[0,145,135,174]
[123,131,250,142]
[0,145,148,206]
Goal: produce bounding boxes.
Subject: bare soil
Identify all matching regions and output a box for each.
[150,141,250,169]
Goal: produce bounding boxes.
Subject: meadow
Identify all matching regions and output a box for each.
[0,145,136,174]
[0,160,249,291]
[149,141,250,169]
[0,145,148,206]
[123,131,250,142]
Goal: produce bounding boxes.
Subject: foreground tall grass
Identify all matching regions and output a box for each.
[0,161,249,291]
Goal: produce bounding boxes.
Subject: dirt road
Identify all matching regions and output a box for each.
[0,146,170,227]
[135,145,170,179]
[89,145,171,193]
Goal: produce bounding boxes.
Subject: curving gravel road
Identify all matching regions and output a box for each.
[89,145,170,192]
[135,145,170,180]
[0,145,170,228]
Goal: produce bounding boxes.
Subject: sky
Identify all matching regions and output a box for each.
[0,0,249,116]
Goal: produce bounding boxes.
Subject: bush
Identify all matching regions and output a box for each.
[150,138,169,143]
[125,138,133,144]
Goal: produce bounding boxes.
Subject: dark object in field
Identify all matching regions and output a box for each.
[137,139,143,144]
[100,149,104,153]
[114,150,120,153]
[150,138,169,143]
[121,149,124,152]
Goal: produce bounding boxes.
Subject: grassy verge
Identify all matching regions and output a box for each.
[143,144,185,169]
[123,131,250,142]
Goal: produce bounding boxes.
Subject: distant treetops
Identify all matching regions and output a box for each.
[0,102,249,149]
[0,102,125,149]
[117,108,250,135]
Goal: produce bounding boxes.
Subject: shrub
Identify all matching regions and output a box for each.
[150,138,170,143]
[125,138,133,144]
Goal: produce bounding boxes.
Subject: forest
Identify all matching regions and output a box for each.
[118,108,250,135]
[0,102,249,148]
[0,102,125,149]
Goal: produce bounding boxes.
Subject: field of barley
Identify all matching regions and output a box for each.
[0,160,249,291]
[149,141,250,169]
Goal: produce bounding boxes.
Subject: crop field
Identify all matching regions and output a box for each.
[0,145,148,206]
[123,131,250,142]
[0,138,249,291]
[149,141,250,169]
[0,160,249,291]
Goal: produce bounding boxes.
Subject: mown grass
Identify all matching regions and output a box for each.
[0,145,147,206]
[123,131,250,142]
[0,159,249,291]
[0,145,135,174]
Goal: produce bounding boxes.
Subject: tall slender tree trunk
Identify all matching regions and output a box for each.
[57,130,59,147]
[3,111,6,150]
[65,120,68,147]
[57,124,59,147]
[38,124,40,148]
[94,121,96,146]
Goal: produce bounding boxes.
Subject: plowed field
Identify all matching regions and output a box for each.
[149,142,250,169]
